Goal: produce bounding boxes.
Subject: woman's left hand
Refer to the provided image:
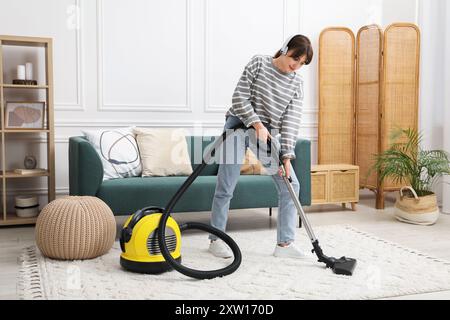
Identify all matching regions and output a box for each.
[279,158,291,178]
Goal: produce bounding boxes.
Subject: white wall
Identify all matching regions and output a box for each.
[416,0,450,211]
[2,0,445,206]
[383,0,417,25]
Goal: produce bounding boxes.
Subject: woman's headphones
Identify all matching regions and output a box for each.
[280,34,297,55]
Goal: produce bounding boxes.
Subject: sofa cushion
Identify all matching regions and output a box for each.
[134,128,193,177]
[96,175,279,215]
[82,127,142,180]
[240,148,267,175]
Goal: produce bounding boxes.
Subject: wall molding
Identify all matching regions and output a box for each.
[22,134,319,144]
[54,118,318,129]
[203,0,289,113]
[55,0,85,111]
[302,107,318,114]
[96,0,192,112]
[55,119,225,128]
[9,124,318,143]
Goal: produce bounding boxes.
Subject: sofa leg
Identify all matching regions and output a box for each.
[269,207,272,217]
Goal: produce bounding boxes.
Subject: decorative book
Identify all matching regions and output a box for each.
[13,168,47,175]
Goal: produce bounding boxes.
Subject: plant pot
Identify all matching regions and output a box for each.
[394,186,440,225]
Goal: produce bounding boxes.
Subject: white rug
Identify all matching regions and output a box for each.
[18,225,450,300]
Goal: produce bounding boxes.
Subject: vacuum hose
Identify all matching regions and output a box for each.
[157,127,245,279]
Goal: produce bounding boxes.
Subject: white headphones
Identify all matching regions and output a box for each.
[280,35,297,55]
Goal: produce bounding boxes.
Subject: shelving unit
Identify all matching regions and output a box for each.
[0,35,55,226]
[2,84,49,89]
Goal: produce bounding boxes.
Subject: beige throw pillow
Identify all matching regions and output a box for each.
[240,148,267,175]
[134,128,193,177]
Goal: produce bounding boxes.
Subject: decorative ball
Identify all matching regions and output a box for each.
[35,196,116,260]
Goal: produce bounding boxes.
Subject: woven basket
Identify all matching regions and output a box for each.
[394,186,439,226]
[35,196,116,260]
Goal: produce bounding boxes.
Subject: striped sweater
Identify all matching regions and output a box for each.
[226,55,304,160]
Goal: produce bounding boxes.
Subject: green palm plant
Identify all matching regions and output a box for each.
[370,128,450,197]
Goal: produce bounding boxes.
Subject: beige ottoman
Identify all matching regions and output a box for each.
[35,196,116,260]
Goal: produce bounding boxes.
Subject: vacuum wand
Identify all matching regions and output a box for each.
[272,138,357,276]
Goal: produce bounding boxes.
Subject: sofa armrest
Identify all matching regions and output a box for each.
[69,136,103,196]
[291,138,311,206]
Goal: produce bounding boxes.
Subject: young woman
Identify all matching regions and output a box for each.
[208,34,313,259]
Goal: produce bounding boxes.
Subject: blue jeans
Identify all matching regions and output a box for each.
[209,115,300,244]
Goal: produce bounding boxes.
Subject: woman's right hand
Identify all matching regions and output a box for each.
[252,122,272,143]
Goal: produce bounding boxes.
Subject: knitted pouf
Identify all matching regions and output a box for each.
[35,196,116,260]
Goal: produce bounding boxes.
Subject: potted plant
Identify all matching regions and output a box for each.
[370,128,450,225]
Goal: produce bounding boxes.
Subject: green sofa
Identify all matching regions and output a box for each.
[69,135,311,218]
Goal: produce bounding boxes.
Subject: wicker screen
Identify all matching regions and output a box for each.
[381,23,420,190]
[356,25,382,189]
[318,28,355,165]
[318,23,420,208]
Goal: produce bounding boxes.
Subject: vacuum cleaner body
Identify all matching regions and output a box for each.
[120,209,181,274]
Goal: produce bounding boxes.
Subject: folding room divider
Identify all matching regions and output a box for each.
[318,23,420,208]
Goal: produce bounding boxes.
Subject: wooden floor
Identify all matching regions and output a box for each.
[1,190,450,300]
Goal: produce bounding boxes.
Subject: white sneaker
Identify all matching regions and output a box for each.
[273,242,306,259]
[208,240,233,259]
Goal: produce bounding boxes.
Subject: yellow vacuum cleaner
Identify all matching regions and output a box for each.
[120,127,243,279]
[120,208,182,274]
[120,124,357,279]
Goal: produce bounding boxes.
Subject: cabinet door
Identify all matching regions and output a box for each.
[329,170,359,202]
[311,171,328,204]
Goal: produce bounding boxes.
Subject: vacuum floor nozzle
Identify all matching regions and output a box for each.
[332,256,357,276]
